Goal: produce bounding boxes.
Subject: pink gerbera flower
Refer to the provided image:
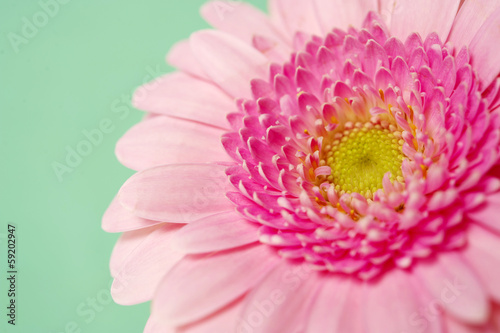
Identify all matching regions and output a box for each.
[103,0,500,332]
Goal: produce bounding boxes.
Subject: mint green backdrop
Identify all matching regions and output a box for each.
[0,1,266,332]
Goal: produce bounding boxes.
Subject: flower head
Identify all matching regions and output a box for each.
[104,1,500,332]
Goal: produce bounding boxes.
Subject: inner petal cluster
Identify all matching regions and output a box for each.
[222,12,500,279]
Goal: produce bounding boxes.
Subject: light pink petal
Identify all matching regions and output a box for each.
[177,298,244,333]
[467,191,500,233]
[102,196,162,232]
[111,224,184,305]
[268,0,322,35]
[190,30,269,99]
[110,224,164,277]
[152,244,279,326]
[449,0,500,49]
[132,72,234,129]
[166,40,209,80]
[365,270,433,333]
[306,276,351,333]
[144,317,175,333]
[201,1,289,45]
[170,211,259,254]
[239,262,320,333]
[469,6,500,88]
[415,252,489,324]
[444,315,497,333]
[118,164,234,223]
[387,0,460,42]
[116,116,229,171]
[307,275,366,332]
[312,0,378,32]
[462,224,500,302]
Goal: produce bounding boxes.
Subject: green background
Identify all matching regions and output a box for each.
[0,0,266,332]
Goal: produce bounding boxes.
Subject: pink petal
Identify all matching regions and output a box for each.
[118,164,234,223]
[365,270,437,333]
[239,262,320,333]
[169,211,259,254]
[132,72,234,129]
[190,30,269,99]
[467,191,500,233]
[388,0,460,42]
[152,244,279,326]
[102,196,162,233]
[111,224,184,305]
[166,40,209,80]
[307,275,366,332]
[415,253,489,324]
[144,317,175,333]
[116,116,229,171]
[449,0,500,49]
[312,0,378,32]
[462,224,500,302]
[110,224,163,277]
[177,298,244,333]
[444,314,497,333]
[201,1,289,45]
[268,0,322,35]
[469,6,500,88]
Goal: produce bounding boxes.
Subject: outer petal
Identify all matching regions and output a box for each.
[201,1,290,45]
[365,270,432,333]
[448,0,500,49]
[415,253,489,324]
[118,164,234,223]
[110,224,163,277]
[177,298,244,333]
[469,6,500,88]
[268,0,322,35]
[462,224,500,302]
[132,72,234,129]
[239,262,320,333]
[312,0,378,32]
[166,40,209,80]
[102,196,162,232]
[386,0,460,42]
[111,224,183,305]
[444,315,497,333]
[170,211,259,254]
[467,191,500,233]
[152,244,279,326]
[116,116,229,171]
[190,30,269,99]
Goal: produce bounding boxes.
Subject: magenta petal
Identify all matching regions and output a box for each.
[190,30,269,99]
[111,224,184,305]
[102,196,162,232]
[116,116,229,171]
[170,211,259,254]
[119,164,234,223]
[152,244,279,326]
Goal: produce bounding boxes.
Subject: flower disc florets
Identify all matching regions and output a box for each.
[222,13,500,279]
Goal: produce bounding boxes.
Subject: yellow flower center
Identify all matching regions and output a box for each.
[323,123,404,198]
